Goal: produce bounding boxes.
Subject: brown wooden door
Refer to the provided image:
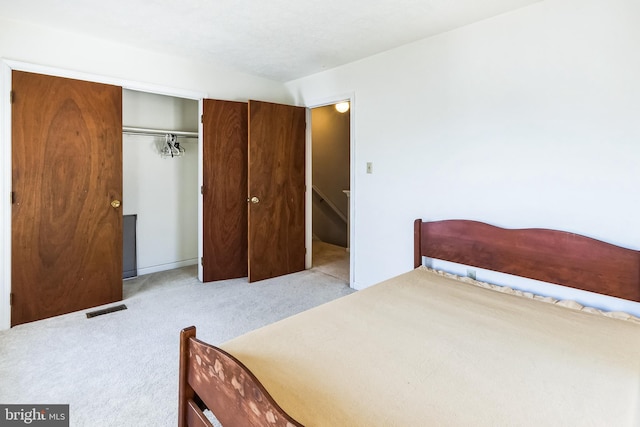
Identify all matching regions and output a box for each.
[11,71,123,326]
[202,99,248,281]
[248,100,306,282]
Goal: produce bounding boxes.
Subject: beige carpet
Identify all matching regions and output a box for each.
[0,266,354,426]
[312,240,349,283]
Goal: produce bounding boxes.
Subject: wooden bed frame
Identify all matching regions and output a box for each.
[178,326,301,427]
[179,219,640,427]
[413,219,640,302]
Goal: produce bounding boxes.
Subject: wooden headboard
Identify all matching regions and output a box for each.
[414,219,640,302]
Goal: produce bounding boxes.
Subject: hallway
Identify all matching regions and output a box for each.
[312,239,349,284]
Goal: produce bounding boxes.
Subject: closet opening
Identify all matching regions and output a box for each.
[310,101,351,284]
[122,90,200,281]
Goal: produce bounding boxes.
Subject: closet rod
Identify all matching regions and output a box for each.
[122,126,199,139]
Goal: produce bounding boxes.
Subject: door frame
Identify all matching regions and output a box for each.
[306,92,356,287]
[0,59,207,330]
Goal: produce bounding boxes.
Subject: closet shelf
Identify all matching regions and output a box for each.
[123,126,198,139]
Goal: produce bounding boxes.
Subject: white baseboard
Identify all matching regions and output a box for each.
[136,258,198,277]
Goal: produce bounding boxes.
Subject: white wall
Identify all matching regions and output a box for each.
[123,90,199,131]
[122,90,199,274]
[0,17,290,102]
[286,0,640,315]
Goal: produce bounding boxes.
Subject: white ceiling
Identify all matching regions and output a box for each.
[0,0,540,82]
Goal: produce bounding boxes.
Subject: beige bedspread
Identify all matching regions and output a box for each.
[221,268,640,426]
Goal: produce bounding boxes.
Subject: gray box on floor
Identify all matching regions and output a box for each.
[123,214,137,279]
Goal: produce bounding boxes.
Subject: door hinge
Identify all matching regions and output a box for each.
[200,257,204,267]
[201,114,204,124]
[200,185,204,195]
[10,293,14,306]
[10,91,14,104]
[10,191,15,204]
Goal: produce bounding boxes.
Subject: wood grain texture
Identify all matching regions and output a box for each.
[415,219,640,302]
[11,71,123,326]
[248,101,306,283]
[179,327,302,427]
[202,99,248,282]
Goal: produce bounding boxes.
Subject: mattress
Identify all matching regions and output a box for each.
[220,267,640,426]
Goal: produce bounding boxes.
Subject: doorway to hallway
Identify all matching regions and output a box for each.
[310,101,350,284]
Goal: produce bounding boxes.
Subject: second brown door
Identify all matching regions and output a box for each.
[248,100,306,282]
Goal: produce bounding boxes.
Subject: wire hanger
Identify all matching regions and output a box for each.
[161,134,185,158]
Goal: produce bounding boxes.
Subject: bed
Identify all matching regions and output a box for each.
[179,219,640,427]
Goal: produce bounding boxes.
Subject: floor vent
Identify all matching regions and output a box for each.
[86,304,128,319]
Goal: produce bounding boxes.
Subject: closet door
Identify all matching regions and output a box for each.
[11,71,123,326]
[202,99,248,281]
[248,100,306,282]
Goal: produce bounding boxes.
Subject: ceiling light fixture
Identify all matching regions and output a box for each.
[335,102,350,113]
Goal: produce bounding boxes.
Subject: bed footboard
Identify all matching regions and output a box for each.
[179,326,303,427]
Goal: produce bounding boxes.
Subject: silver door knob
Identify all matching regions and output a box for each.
[249,196,260,204]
